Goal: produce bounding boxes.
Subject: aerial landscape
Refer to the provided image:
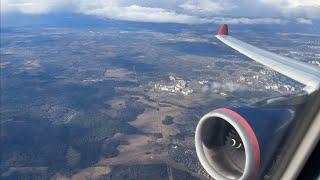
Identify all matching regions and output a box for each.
[1,2,320,179]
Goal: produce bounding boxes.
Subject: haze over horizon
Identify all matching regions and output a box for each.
[1,0,319,25]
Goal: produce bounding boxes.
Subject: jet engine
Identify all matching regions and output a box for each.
[195,106,295,180]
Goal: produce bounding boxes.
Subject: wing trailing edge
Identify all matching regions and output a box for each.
[216,24,320,93]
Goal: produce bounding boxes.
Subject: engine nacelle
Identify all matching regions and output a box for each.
[195,106,294,180]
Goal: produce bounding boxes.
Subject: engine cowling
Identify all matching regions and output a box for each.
[195,106,295,180]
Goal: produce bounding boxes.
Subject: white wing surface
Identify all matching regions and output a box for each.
[216,24,320,93]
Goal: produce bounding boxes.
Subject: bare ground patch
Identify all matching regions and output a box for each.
[104,68,133,79]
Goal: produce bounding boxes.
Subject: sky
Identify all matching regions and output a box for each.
[1,0,319,24]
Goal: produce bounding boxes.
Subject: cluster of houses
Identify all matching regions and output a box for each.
[154,75,193,95]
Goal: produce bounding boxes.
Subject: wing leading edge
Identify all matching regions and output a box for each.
[216,24,320,93]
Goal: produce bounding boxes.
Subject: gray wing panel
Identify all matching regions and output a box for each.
[216,35,320,93]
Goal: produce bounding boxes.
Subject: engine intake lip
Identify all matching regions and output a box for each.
[195,108,260,180]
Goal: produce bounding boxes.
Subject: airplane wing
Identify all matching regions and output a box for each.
[195,25,320,180]
[216,24,320,93]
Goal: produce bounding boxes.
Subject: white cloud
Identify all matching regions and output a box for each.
[211,17,288,25]
[259,0,320,18]
[260,0,320,9]
[201,82,245,92]
[1,0,68,14]
[179,0,236,14]
[80,4,209,24]
[296,18,313,25]
[1,0,319,24]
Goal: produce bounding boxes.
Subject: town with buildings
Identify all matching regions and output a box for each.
[154,75,194,96]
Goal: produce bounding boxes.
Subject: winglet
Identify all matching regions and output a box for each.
[217,24,228,35]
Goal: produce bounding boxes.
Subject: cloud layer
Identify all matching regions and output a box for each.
[1,0,319,24]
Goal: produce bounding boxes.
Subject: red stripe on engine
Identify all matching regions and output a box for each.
[218,108,260,180]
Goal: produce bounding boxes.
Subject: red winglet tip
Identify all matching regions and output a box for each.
[217,24,228,35]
